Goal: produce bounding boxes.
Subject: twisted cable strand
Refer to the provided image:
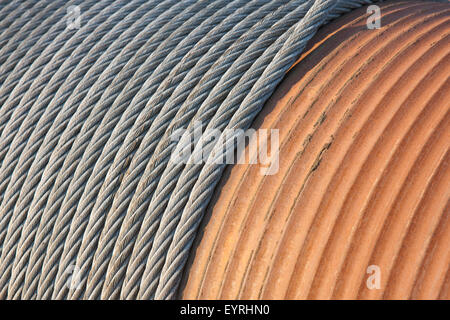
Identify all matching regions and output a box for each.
[20,0,191,301]
[7,0,171,299]
[35,0,202,299]
[0,0,73,138]
[85,0,283,300]
[0,1,39,36]
[98,0,302,300]
[48,0,226,299]
[68,0,251,300]
[0,0,104,248]
[0,0,144,298]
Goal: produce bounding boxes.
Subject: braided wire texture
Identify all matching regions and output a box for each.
[0,0,427,299]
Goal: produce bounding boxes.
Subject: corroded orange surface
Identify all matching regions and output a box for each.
[181,1,450,299]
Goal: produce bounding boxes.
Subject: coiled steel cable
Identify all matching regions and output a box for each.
[0,0,442,300]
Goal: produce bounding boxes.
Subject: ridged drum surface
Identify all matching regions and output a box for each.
[181,1,450,299]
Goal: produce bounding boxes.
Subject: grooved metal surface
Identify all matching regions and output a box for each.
[181,1,450,300]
